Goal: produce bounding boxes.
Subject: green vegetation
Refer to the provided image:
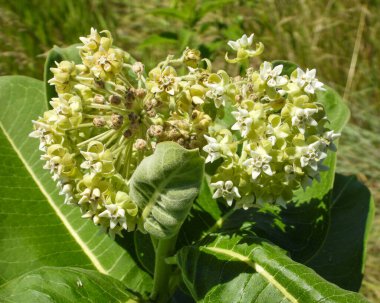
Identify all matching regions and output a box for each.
[0,0,378,301]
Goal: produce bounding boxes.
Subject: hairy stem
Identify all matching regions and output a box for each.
[150,235,178,303]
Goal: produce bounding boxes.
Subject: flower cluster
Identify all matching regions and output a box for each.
[205,53,338,208]
[31,28,339,236]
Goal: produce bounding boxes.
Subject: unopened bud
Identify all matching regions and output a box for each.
[135,88,146,98]
[134,139,147,150]
[93,117,106,127]
[132,62,144,74]
[128,112,139,123]
[192,110,200,119]
[184,48,201,68]
[94,94,105,104]
[123,129,132,138]
[94,79,105,89]
[110,113,124,129]
[147,109,156,117]
[109,95,121,105]
[147,125,163,137]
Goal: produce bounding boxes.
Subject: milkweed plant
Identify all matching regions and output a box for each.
[0,28,372,303]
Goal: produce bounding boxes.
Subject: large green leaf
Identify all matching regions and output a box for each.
[305,174,374,290]
[130,142,204,239]
[176,234,369,303]
[0,76,152,294]
[0,267,137,303]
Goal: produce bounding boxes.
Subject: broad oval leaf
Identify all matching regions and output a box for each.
[0,76,152,294]
[176,234,369,303]
[130,142,204,239]
[0,267,138,303]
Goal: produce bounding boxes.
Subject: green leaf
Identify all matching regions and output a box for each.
[129,142,204,239]
[0,76,152,294]
[44,44,82,104]
[136,176,222,288]
[217,173,373,291]
[176,234,369,303]
[178,178,222,247]
[0,267,137,303]
[134,231,155,275]
[305,174,374,291]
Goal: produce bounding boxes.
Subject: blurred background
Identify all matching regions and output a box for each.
[0,0,379,301]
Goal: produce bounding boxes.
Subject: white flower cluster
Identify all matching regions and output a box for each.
[31,29,340,237]
[204,51,339,208]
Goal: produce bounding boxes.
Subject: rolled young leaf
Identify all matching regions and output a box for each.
[130,142,204,239]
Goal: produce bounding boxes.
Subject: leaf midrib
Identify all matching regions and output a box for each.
[201,246,298,303]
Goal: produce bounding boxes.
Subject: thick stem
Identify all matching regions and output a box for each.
[150,235,178,303]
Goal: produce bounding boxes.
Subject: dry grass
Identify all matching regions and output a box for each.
[0,0,379,301]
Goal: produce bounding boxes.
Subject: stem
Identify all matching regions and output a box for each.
[150,235,178,303]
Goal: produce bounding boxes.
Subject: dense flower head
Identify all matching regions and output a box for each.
[31,29,339,236]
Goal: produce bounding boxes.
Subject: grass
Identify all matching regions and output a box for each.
[0,0,379,301]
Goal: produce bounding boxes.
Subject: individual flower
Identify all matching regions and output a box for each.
[292,68,325,94]
[79,27,101,53]
[227,34,255,51]
[203,131,234,163]
[321,130,340,151]
[80,141,115,177]
[243,146,274,179]
[291,107,318,134]
[226,33,264,63]
[259,61,288,87]
[211,180,241,206]
[231,108,253,137]
[148,66,178,96]
[48,61,77,94]
[205,72,230,108]
[298,141,327,172]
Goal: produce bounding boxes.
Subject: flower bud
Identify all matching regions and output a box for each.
[123,129,132,138]
[134,139,147,150]
[109,95,121,105]
[184,48,201,68]
[132,62,144,74]
[110,113,124,129]
[93,117,106,127]
[147,125,164,138]
[135,88,146,98]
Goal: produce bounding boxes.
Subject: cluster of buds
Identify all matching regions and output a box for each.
[31,28,339,236]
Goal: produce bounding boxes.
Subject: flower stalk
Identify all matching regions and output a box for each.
[150,235,178,303]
